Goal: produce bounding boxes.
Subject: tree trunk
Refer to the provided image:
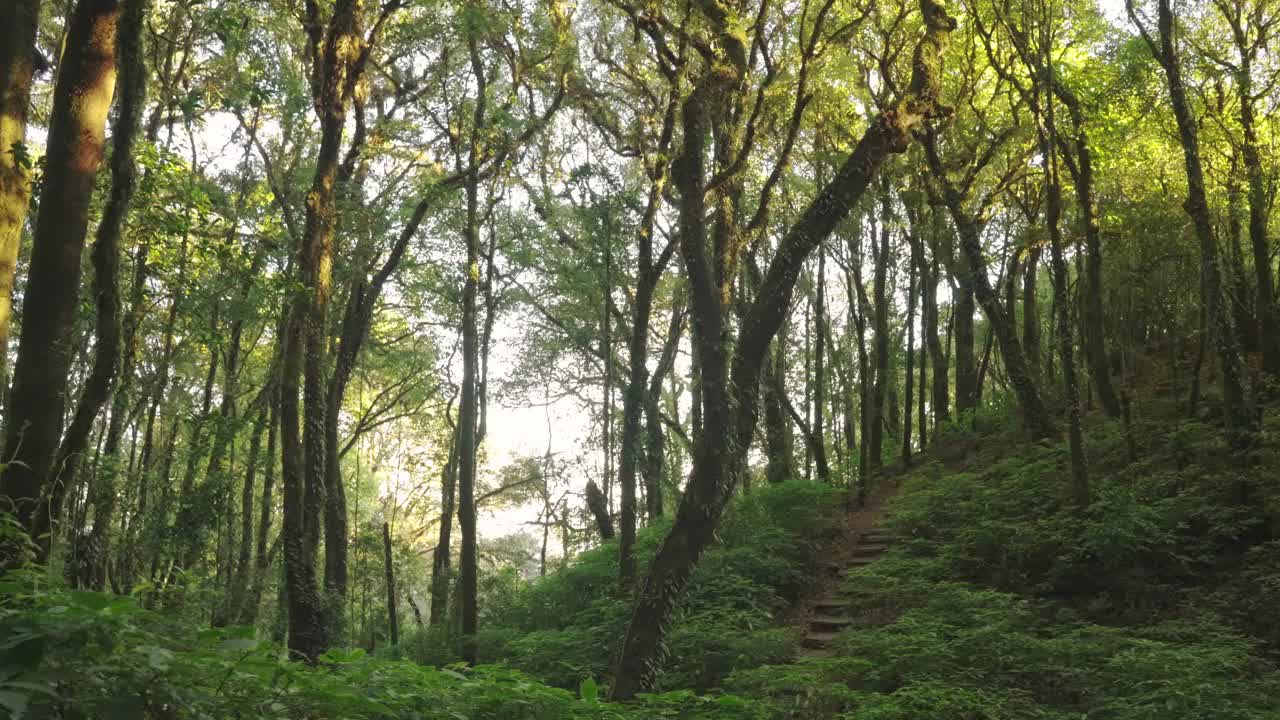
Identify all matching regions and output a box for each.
[1130,0,1253,439]
[762,337,795,483]
[643,303,682,513]
[1041,85,1089,506]
[382,521,398,646]
[0,0,40,375]
[2,0,120,548]
[869,188,892,471]
[229,404,268,620]
[429,426,457,627]
[924,134,1057,439]
[281,0,361,661]
[813,251,828,476]
[926,241,949,427]
[903,247,917,467]
[1022,241,1042,379]
[953,265,978,416]
[239,396,278,626]
[1235,52,1280,377]
[617,177,671,584]
[48,0,147,573]
[585,479,615,540]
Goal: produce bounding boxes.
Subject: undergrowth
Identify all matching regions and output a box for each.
[729,411,1280,719]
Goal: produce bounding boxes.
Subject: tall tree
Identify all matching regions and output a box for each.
[1,0,120,546]
[279,0,363,661]
[1127,0,1255,440]
[608,0,956,698]
[0,0,41,388]
[1207,0,1280,379]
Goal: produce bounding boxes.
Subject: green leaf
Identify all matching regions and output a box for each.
[141,646,175,671]
[221,638,259,653]
[579,676,598,703]
[0,690,29,719]
[68,591,114,611]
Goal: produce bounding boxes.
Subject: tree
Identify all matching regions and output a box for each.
[279,0,365,662]
[1,0,120,548]
[608,0,958,698]
[0,0,41,390]
[1127,0,1255,442]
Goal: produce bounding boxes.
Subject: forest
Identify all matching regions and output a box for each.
[2,0,1280,715]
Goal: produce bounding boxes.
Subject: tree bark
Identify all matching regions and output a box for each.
[643,302,682,514]
[617,173,674,585]
[903,244,917,467]
[239,396,278,625]
[0,0,40,377]
[47,0,147,572]
[1041,82,1089,506]
[1230,18,1280,377]
[281,0,361,661]
[813,251,829,477]
[429,424,458,627]
[762,336,795,483]
[585,479,615,540]
[382,521,398,645]
[1,0,120,547]
[869,182,892,469]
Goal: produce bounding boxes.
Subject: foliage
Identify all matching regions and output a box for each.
[727,415,1280,719]
[0,570,765,720]
[409,481,843,691]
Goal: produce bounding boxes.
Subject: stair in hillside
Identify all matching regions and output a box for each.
[799,528,896,658]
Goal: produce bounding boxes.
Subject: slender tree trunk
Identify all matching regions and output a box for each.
[762,337,795,483]
[1130,0,1253,439]
[813,252,828,477]
[2,0,120,549]
[454,26,489,664]
[1023,241,1042,378]
[382,521,398,645]
[924,135,1056,439]
[903,250,917,467]
[617,177,670,584]
[926,254,949,429]
[429,427,458,627]
[643,303,682,512]
[1235,54,1280,377]
[240,397,278,626]
[953,269,978,416]
[1042,81,1089,505]
[48,0,147,573]
[847,227,872,497]
[229,404,267,620]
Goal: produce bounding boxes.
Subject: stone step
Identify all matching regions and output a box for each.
[852,542,891,554]
[810,614,854,631]
[845,555,880,566]
[813,597,849,613]
[861,531,897,542]
[802,631,841,648]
